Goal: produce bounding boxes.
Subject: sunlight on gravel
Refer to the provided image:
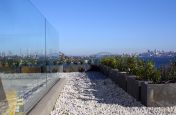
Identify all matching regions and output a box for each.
[51,72,176,115]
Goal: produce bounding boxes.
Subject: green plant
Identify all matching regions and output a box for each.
[150,69,161,83]
[115,57,123,71]
[118,56,128,71]
[101,57,117,69]
[101,56,161,83]
[143,60,161,83]
[127,56,139,74]
[170,60,176,78]
[160,59,176,82]
[144,60,155,80]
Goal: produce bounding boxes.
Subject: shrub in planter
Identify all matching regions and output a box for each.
[101,57,118,69]
[140,60,176,107]
[127,60,146,101]
[101,57,161,83]
[127,56,138,73]
[117,56,128,71]
[161,60,176,82]
[100,56,176,107]
[139,60,161,83]
[127,60,161,101]
[150,69,161,83]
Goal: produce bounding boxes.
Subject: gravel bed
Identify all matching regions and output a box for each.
[51,72,176,115]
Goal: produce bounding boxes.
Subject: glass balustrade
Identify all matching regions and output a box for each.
[0,0,59,114]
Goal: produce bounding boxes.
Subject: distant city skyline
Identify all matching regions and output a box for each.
[0,49,176,57]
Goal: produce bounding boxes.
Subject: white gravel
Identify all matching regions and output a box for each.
[51,72,176,115]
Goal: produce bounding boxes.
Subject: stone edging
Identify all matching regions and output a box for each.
[28,78,67,115]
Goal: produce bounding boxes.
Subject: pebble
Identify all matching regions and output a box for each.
[51,72,176,115]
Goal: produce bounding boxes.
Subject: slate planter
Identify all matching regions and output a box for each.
[99,65,128,91]
[108,69,119,83]
[116,72,128,91]
[99,65,111,77]
[127,76,145,101]
[141,82,176,107]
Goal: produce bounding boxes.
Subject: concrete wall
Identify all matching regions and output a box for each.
[28,78,67,115]
[99,65,128,91]
[117,72,128,91]
[108,69,119,83]
[63,64,91,72]
[127,76,144,101]
[141,82,176,107]
[99,64,176,107]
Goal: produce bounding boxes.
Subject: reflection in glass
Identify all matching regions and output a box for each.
[0,0,59,114]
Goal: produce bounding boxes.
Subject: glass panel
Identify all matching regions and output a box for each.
[46,21,60,73]
[0,0,59,114]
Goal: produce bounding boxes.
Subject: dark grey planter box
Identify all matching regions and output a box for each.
[100,66,121,85]
[99,65,111,77]
[99,65,128,91]
[108,69,119,83]
[116,72,128,91]
[63,64,90,72]
[127,76,144,101]
[141,82,176,107]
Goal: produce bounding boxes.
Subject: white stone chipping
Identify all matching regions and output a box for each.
[51,72,176,115]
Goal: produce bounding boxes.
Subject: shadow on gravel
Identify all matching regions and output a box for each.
[79,71,143,107]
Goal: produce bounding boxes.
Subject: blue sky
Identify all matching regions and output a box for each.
[1,0,176,55]
[0,0,58,55]
[31,0,176,55]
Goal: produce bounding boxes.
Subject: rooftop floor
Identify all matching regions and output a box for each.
[51,72,176,115]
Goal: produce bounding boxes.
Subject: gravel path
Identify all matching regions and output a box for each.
[51,72,176,115]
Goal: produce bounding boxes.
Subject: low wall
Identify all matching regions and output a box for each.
[127,76,144,101]
[63,64,91,72]
[98,64,176,107]
[99,65,128,91]
[141,82,176,107]
[28,78,67,115]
